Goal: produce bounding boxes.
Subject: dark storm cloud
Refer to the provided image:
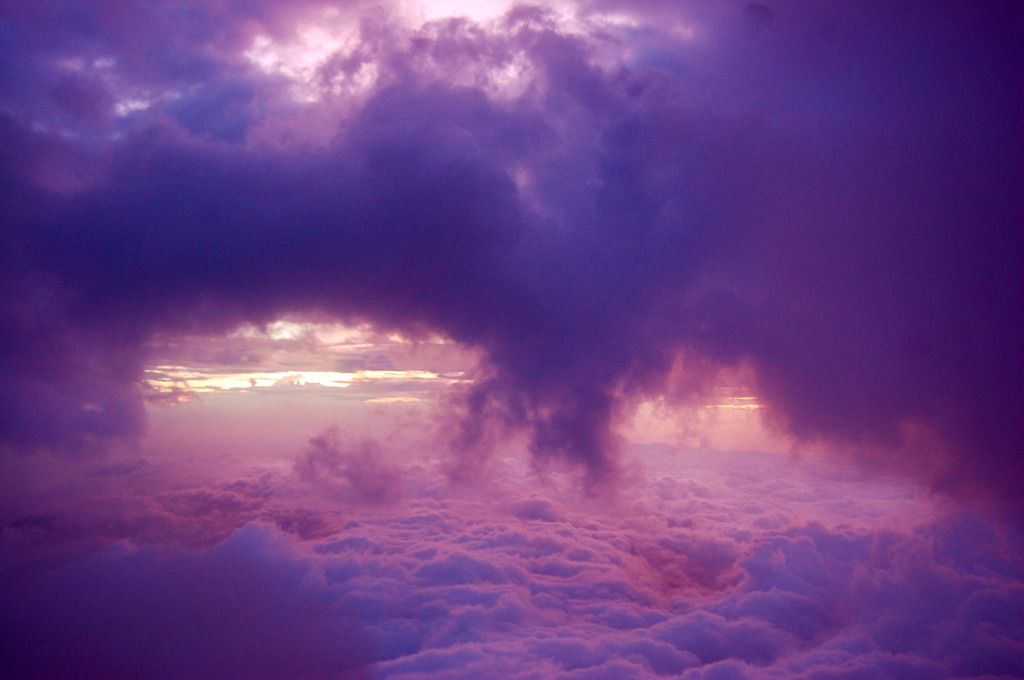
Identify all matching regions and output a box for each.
[1,1,1022,512]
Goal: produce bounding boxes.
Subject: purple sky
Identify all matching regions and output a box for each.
[1,1,1023,678]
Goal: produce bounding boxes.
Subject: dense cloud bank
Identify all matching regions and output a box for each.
[2,445,1022,679]
[2,2,1023,511]
[3,5,1022,674]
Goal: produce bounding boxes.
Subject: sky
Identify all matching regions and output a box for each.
[1,1,1023,678]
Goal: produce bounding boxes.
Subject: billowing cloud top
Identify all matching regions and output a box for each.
[2,1,1022,515]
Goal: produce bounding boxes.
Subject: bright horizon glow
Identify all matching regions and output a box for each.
[144,320,473,406]
[146,367,356,392]
[146,319,781,452]
[145,366,460,392]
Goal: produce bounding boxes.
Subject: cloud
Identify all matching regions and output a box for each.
[1,0,1022,518]
[296,428,405,505]
[0,524,373,680]
[3,444,1021,679]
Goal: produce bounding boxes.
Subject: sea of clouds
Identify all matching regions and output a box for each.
[3,440,1021,679]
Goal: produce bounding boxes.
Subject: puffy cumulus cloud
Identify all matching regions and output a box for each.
[2,0,1023,517]
[2,444,1022,679]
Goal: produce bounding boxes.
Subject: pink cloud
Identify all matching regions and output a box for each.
[7,441,1020,678]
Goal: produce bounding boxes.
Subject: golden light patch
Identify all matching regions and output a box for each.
[364,396,423,404]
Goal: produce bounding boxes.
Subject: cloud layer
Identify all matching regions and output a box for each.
[2,444,1022,679]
